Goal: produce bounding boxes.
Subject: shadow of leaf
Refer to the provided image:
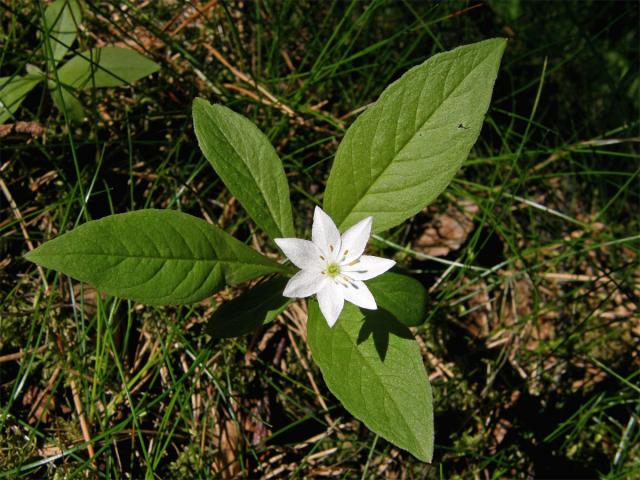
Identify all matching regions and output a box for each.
[208,277,290,338]
[356,308,414,362]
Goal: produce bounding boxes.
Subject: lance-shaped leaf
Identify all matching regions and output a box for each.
[192,99,295,240]
[367,272,427,327]
[307,301,434,462]
[208,277,291,338]
[57,47,160,89]
[324,38,506,233]
[25,210,289,305]
[42,0,82,66]
[0,75,43,124]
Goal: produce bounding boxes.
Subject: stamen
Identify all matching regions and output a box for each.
[329,244,334,252]
[340,275,357,289]
[347,259,359,266]
[319,255,325,260]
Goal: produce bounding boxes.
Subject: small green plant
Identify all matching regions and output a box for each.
[25,38,506,461]
[0,0,159,124]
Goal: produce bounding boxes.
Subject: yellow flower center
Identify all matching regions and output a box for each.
[325,262,340,277]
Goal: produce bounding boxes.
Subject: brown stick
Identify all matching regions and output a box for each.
[0,176,48,291]
[70,378,96,462]
[286,328,336,429]
[55,333,96,466]
[0,345,48,363]
[170,0,218,36]
[28,366,61,423]
[202,43,299,119]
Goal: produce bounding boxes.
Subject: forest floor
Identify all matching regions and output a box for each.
[1,1,639,478]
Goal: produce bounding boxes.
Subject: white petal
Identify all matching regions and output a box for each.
[317,281,344,327]
[341,255,395,280]
[340,279,377,310]
[312,206,341,260]
[283,270,327,298]
[338,216,373,263]
[274,238,324,271]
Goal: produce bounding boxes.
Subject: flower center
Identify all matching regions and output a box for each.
[325,262,341,278]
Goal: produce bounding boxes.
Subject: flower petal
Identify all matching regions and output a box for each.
[312,206,342,260]
[317,281,344,327]
[274,238,324,271]
[338,216,373,263]
[283,270,327,298]
[342,255,395,280]
[340,279,377,310]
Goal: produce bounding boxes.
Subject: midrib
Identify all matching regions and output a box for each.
[338,47,490,228]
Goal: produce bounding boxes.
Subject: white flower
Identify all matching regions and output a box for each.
[275,206,395,327]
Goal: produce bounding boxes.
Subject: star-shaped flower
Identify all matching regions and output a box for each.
[275,207,395,327]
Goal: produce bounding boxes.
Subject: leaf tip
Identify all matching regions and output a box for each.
[487,37,508,54]
[412,441,434,463]
[24,246,40,264]
[193,97,216,113]
[145,63,161,76]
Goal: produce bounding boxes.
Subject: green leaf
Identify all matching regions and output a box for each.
[488,0,521,22]
[56,47,160,88]
[307,301,434,462]
[324,38,506,233]
[25,210,289,305]
[42,0,82,66]
[0,75,43,124]
[49,82,85,122]
[367,272,427,327]
[192,98,295,240]
[208,277,291,338]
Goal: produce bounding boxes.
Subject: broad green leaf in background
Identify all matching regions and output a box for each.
[0,75,43,123]
[208,277,291,338]
[25,210,289,305]
[307,301,434,462]
[57,47,160,89]
[42,0,82,66]
[367,272,427,327]
[49,82,85,122]
[193,99,295,240]
[324,38,507,233]
[488,0,521,22]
